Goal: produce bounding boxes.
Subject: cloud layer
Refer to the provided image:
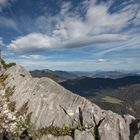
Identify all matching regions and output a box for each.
[7,33,129,53]
[1,0,140,70]
[7,0,137,54]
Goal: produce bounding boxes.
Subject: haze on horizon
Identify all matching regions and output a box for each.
[0,0,140,71]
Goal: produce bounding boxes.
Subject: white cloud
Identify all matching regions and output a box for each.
[6,0,139,54]
[52,1,138,39]
[97,59,107,62]
[19,54,48,60]
[7,33,129,53]
[60,2,71,16]
[94,32,140,56]
[59,34,129,48]
[7,33,57,53]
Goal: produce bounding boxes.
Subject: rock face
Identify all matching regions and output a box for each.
[0,64,140,140]
[37,135,73,140]
[74,130,95,140]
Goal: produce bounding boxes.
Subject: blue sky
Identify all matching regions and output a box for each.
[0,0,140,71]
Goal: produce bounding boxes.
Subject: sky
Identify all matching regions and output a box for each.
[0,0,140,71]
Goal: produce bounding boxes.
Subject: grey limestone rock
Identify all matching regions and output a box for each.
[38,135,73,140]
[74,130,95,140]
[1,65,139,140]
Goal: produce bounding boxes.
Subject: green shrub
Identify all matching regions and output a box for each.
[16,113,36,137]
[1,59,16,69]
[39,125,63,136]
[5,86,15,99]
[62,124,73,136]
[0,74,8,84]
[38,124,73,137]
[6,63,16,68]
[18,119,36,137]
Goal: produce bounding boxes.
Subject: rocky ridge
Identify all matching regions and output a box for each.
[0,64,140,140]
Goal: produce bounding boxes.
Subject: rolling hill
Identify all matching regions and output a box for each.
[60,76,140,97]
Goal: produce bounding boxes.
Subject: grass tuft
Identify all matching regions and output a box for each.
[0,74,8,84]
[5,86,15,100]
[38,124,74,137]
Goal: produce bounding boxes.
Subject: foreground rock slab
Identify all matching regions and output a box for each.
[0,65,139,140]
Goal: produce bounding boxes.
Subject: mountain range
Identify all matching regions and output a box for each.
[30,69,139,82]
[60,76,140,118]
[30,69,78,82]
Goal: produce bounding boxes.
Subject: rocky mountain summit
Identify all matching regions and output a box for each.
[0,64,140,140]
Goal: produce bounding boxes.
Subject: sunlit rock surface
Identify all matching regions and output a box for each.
[0,64,139,140]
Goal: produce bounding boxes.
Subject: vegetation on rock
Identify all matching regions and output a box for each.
[38,124,74,137]
[0,74,8,84]
[5,86,15,100]
[1,59,16,70]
